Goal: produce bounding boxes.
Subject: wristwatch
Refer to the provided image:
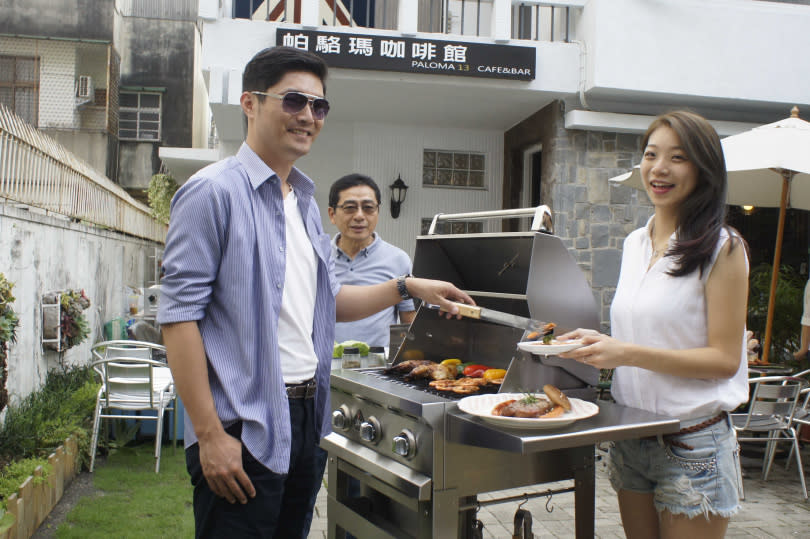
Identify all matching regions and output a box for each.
[396,274,412,300]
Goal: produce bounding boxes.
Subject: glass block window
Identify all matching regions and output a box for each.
[119,91,162,141]
[423,149,486,189]
[0,55,39,125]
[421,218,484,235]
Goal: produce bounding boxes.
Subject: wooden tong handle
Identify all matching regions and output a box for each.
[441,302,481,318]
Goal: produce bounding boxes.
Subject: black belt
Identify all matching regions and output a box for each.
[285,379,316,399]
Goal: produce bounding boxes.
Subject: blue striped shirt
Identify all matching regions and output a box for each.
[332,233,414,347]
[158,143,339,474]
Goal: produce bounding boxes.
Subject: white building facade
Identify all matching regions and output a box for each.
[160,0,810,328]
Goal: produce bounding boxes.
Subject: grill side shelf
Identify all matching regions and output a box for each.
[447,401,680,454]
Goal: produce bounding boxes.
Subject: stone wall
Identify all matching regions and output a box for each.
[549,126,652,331]
[504,101,653,332]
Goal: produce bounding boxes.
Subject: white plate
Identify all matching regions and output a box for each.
[517,339,584,355]
[457,392,599,430]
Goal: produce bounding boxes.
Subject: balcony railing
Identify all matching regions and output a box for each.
[228,0,582,41]
[0,105,166,244]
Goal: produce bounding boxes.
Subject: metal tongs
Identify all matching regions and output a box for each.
[435,301,543,332]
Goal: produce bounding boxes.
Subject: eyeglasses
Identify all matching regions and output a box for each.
[334,202,380,215]
[251,91,330,120]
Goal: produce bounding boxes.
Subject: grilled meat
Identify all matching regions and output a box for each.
[492,396,553,418]
[385,359,432,374]
[404,363,457,381]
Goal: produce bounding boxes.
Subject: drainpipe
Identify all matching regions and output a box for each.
[570,38,590,110]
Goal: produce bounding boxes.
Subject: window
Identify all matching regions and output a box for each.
[421,218,484,235]
[119,91,162,141]
[423,149,486,189]
[0,55,39,125]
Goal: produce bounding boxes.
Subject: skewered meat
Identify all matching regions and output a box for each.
[385,359,432,374]
[404,363,457,381]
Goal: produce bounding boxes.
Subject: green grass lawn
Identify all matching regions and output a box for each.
[55,443,194,538]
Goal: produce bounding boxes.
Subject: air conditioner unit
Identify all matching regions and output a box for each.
[75,75,93,100]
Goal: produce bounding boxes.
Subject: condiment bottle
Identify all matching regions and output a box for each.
[341,347,362,369]
[367,346,386,368]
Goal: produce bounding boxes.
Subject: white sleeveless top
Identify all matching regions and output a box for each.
[610,217,749,420]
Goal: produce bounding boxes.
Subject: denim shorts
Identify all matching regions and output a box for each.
[608,413,742,519]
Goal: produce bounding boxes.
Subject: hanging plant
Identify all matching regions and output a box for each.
[60,290,91,350]
[0,274,20,413]
[43,290,90,352]
[147,173,178,225]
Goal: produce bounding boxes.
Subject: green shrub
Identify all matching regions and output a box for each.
[0,458,50,511]
[0,365,98,463]
[148,173,179,224]
[747,263,804,363]
[0,273,19,414]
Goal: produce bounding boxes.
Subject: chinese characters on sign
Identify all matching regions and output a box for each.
[277,28,536,81]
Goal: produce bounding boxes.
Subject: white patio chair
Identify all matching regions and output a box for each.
[730,375,808,499]
[89,340,176,473]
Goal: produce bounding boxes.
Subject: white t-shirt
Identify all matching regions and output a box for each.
[277,188,319,383]
[802,279,810,328]
[610,218,749,420]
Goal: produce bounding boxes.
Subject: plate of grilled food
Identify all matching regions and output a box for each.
[457,385,599,429]
[517,322,584,355]
[384,359,505,395]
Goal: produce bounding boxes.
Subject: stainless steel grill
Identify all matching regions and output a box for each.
[322,207,678,538]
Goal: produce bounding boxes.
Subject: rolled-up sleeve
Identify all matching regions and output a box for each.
[158,177,229,324]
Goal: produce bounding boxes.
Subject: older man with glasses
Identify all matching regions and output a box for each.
[328,173,417,349]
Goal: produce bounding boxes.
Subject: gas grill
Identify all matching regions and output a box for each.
[322,207,679,538]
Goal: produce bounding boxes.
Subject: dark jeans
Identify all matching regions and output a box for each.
[185,398,325,539]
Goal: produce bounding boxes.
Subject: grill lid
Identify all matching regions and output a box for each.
[407,208,601,389]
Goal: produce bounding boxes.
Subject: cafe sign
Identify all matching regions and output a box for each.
[276,28,536,81]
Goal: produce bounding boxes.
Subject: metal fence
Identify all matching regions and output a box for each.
[0,104,166,243]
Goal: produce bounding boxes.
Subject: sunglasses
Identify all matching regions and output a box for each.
[251,91,330,120]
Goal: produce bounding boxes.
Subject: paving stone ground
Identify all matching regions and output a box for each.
[308,446,810,538]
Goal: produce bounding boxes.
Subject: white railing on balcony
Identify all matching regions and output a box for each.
[0,105,167,244]
[226,0,582,41]
[116,0,199,21]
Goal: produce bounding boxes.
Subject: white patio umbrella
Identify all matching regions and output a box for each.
[609,106,810,363]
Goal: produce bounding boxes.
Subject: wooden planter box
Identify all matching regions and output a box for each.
[0,436,79,539]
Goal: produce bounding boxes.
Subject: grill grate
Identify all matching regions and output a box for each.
[359,368,500,401]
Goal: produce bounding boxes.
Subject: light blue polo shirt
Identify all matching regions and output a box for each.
[332,233,415,347]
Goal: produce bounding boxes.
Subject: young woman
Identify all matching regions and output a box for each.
[560,111,749,538]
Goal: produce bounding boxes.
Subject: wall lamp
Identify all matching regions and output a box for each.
[389,175,409,219]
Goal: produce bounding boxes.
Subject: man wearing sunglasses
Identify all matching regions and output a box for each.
[158,46,472,539]
[328,173,416,349]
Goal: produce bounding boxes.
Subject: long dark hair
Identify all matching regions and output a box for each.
[644,111,740,277]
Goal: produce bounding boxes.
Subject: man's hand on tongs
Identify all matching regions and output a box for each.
[406,278,475,319]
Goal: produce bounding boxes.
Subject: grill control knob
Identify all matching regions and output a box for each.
[359,416,381,444]
[331,405,350,431]
[392,429,416,459]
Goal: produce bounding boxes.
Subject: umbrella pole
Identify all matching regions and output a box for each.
[761,171,792,364]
